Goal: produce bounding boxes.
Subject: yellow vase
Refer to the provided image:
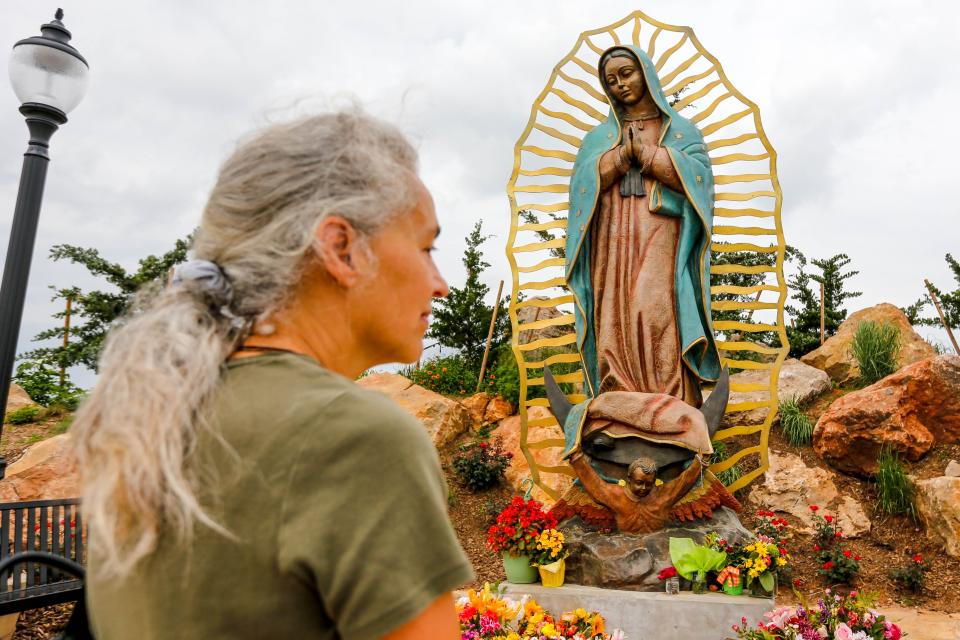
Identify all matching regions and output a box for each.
[538,558,565,587]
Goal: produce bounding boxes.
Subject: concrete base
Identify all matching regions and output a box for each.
[503,583,773,640]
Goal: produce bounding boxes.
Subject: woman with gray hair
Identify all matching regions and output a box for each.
[72,108,472,639]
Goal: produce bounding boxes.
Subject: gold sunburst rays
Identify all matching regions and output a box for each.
[507,11,787,500]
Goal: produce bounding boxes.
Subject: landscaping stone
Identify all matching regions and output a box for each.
[915,475,960,558]
[502,583,772,640]
[461,392,491,428]
[356,373,470,447]
[495,406,572,506]
[0,434,79,502]
[800,303,935,386]
[484,396,515,424]
[813,355,960,476]
[4,384,35,415]
[560,507,752,590]
[706,358,831,426]
[748,450,870,537]
[946,460,960,477]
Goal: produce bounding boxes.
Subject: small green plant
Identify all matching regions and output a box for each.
[5,405,42,425]
[489,345,521,406]
[890,553,929,593]
[850,321,901,385]
[779,396,814,446]
[452,436,513,491]
[446,491,459,508]
[711,440,742,486]
[875,446,917,519]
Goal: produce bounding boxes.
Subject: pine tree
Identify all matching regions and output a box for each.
[784,248,862,358]
[21,237,191,372]
[427,221,509,370]
[904,253,960,330]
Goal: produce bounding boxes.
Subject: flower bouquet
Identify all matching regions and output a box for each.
[487,497,558,583]
[668,537,727,594]
[456,583,627,639]
[731,589,902,639]
[658,566,680,594]
[531,528,569,587]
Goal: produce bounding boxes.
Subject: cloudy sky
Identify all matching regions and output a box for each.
[1,0,957,387]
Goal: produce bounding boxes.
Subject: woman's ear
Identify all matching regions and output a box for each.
[314,216,365,288]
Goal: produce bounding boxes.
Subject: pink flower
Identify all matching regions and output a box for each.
[835,622,855,640]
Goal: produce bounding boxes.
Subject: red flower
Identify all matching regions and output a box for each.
[809,505,819,512]
[479,441,488,449]
[824,515,833,523]
[793,578,802,588]
[657,566,678,580]
[843,550,852,558]
[822,561,835,570]
[913,554,923,563]
[813,544,821,552]
[835,531,843,538]
[854,555,861,561]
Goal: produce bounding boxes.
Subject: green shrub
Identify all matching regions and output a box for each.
[779,396,814,446]
[5,406,42,425]
[816,545,861,584]
[406,355,477,396]
[489,345,521,406]
[13,358,83,406]
[452,437,512,491]
[890,554,929,593]
[875,446,917,519]
[850,321,901,385]
[711,440,742,487]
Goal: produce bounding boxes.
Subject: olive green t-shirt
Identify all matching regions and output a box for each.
[87,352,474,639]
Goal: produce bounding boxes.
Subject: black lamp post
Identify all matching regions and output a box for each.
[0,9,89,478]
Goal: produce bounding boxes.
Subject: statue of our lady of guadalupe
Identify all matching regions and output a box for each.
[547,45,739,532]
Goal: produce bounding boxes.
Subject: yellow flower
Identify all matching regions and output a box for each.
[776,557,787,567]
[749,569,760,578]
[575,608,588,619]
[541,623,557,636]
[506,634,520,640]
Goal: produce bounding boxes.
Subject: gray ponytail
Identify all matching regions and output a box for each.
[72,108,418,577]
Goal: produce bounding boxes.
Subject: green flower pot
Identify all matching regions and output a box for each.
[502,553,538,584]
[723,582,744,595]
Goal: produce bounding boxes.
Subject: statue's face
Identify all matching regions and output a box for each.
[627,466,655,497]
[603,56,646,106]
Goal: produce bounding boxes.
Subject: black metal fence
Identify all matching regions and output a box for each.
[0,498,84,615]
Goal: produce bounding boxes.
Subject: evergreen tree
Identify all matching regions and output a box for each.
[710,245,778,346]
[21,237,191,372]
[427,221,509,370]
[903,253,960,330]
[784,248,862,358]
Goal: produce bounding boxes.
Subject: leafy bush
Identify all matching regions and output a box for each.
[452,436,512,491]
[875,446,917,519]
[489,345,521,406]
[5,406,42,425]
[13,358,83,407]
[809,505,861,584]
[779,396,814,446]
[890,554,929,593]
[406,355,477,396]
[850,321,901,385]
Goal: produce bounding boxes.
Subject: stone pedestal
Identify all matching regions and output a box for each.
[561,507,751,590]
[503,583,773,640]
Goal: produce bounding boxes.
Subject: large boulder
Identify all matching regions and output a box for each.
[748,450,870,537]
[915,476,960,558]
[813,356,960,476]
[0,434,79,502]
[709,358,832,426]
[484,396,515,424]
[4,384,36,415]
[516,298,568,345]
[461,392,491,427]
[800,303,935,386]
[357,373,471,447]
[495,406,572,506]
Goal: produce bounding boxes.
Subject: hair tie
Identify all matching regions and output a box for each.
[172,259,236,313]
